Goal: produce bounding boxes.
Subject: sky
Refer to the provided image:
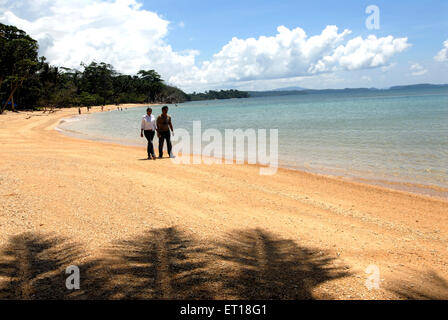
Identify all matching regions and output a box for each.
[0,0,447,92]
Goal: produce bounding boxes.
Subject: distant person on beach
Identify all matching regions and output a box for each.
[141,107,157,160]
[156,106,174,158]
[78,107,81,115]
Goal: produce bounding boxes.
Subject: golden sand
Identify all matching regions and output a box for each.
[0,105,447,299]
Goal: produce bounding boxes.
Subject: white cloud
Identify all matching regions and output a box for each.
[0,0,197,78]
[310,35,410,73]
[170,25,410,90]
[434,40,448,62]
[0,0,411,91]
[381,62,396,72]
[410,63,428,76]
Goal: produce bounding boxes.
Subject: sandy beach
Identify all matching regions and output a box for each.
[0,105,447,300]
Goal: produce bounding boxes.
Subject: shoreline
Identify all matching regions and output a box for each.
[1,106,448,299]
[55,106,448,201]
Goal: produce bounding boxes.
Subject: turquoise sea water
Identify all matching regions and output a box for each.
[58,87,448,193]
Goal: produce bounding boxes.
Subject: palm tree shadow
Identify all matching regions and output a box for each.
[0,228,351,300]
[104,227,215,299]
[213,228,350,299]
[386,269,448,300]
[0,233,84,299]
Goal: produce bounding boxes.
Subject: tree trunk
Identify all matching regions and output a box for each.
[1,84,19,114]
[0,96,11,114]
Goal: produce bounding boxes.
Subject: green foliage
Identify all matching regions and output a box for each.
[188,89,249,101]
[0,23,249,112]
[0,23,192,111]
[0,23,39,113]
[78,92,102,106]
[158,85,190,104]
[80,62,116,105]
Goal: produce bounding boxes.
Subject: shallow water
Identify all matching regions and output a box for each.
[58,87,448,191]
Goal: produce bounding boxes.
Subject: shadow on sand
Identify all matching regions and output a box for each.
[0,233,84,299]
[0,228,350,299]
[212,229,349,299]
[386,269,448,300]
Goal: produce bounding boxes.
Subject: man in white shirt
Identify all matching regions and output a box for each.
[140,107,157,160]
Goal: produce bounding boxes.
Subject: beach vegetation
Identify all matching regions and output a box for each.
[0,22,249,113]
[0,23,39,114]
[189,89,249,101]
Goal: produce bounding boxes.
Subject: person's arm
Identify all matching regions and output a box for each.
[156,116,161,138]
[169,117,174,135]
[154,115,158,132]
[140,117,145,137]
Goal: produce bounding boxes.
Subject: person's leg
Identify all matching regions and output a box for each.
[144,130,152,158]
[165,131,173,157]
[148,131,156,157]
[158,133,165,158]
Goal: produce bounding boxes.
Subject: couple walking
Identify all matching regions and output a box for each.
[140,106,175,160]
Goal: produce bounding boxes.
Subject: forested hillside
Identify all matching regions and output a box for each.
[0,23,188,113]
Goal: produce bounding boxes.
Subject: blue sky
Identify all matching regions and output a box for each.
[1,0,447,91]
[146,0,448,63]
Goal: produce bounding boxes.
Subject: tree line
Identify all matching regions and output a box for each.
[189,89,249,101]
[0,23,193,114]
[0,23,250,114]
